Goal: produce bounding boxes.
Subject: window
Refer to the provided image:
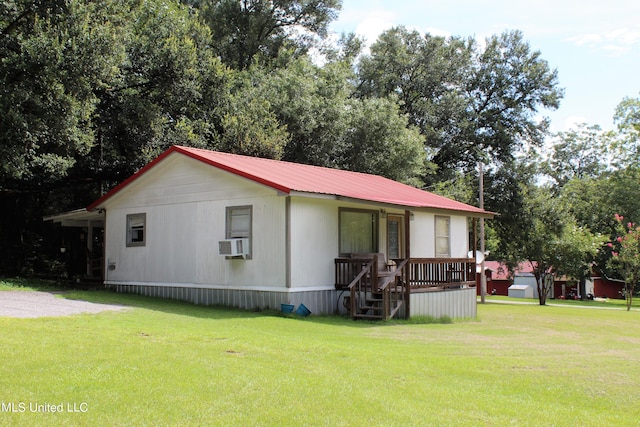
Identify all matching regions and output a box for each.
[126,213,146,247]
[226,206,252,238]
[226,206,252,258]
[339,208,378,256]
[435,216,450,257]
[387,215,404,259]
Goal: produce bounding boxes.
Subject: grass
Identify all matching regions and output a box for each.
[1,282,640,426]
[482,293,640,309]
[0,277,65,292]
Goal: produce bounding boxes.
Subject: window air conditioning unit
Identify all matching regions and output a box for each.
[218,238,250,258]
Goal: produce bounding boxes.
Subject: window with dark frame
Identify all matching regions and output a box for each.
[387,215,404,259]
[339,208,378,256]
[126,213,146,247]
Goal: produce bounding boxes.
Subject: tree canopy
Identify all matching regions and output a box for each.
[6,0,635,292]
[356,27,562,181]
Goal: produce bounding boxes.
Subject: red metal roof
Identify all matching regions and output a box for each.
[484,261,537,280]
[88,145,493,216]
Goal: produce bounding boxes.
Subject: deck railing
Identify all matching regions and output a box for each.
[335,257,475,291]
[408,258,476,292]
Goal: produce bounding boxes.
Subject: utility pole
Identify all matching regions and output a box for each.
[479,161,487,304]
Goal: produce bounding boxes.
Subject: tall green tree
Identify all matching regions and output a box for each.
[496,183,601,305]
[0,0,233,275]
[339,96,426,185]
[187,0,342,69]
[240,55,427,183]
[486,157,603,304]
[543,123,612,189]
[90,0,230,185]
[356,27,563,180]
[610,94,640,167]
[218,82,289,158]
[0,0,134,275]
[0,0,128,191]
[357,27,472,179]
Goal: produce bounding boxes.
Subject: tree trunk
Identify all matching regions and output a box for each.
[537,272,554,305]
[536,274,546,305]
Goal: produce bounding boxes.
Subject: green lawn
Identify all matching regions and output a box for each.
[481,293,640,309]
[1,284,639,426]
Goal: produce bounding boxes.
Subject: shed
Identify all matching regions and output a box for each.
[508,284,534,299]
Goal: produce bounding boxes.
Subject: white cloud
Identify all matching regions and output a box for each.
[354,15,394,45]
[568,27,640,55]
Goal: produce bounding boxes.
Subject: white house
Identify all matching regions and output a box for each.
[59,146,494,319]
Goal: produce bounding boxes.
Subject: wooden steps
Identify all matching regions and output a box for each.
[352,290,403,320]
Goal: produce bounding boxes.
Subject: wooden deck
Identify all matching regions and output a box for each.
[335,257,476,320]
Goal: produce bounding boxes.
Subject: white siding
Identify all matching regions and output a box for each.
[289,197,339,288]
[410,211,435,257]
[288,198,472,288]
[450,215,470,258]
[103,153,286,288]
[409,212,469,258]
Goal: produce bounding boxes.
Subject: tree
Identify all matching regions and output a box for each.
[87,0,231,188]
[465,31,562,168]
[357,27,472,179]
[218,85,289,159]
[0,0,129,191]
[338,96,427,185]
[488,161,602,305]
[188,0,341,69]
[232,56,428,183]
[356,27,563,180]
[0,0,231,275]
[610,94,640,167]
[542,123,612,189]
[607,214,640,310]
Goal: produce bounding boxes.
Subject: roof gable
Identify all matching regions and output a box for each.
[88,145,493,216]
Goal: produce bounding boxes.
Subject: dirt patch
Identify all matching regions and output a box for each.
[0,291,129,318]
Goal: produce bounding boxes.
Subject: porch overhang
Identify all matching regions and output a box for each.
[43,209,104,227]
[288,191,496,219]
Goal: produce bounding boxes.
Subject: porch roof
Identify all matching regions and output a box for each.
[43,208,104,227]
[88,145,495,217]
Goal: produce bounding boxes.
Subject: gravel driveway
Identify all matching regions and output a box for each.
[0,291,129,318]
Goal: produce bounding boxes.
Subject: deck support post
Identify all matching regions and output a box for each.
[404,210,411,319]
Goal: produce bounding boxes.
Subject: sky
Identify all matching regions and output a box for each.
[329,0,640,133]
